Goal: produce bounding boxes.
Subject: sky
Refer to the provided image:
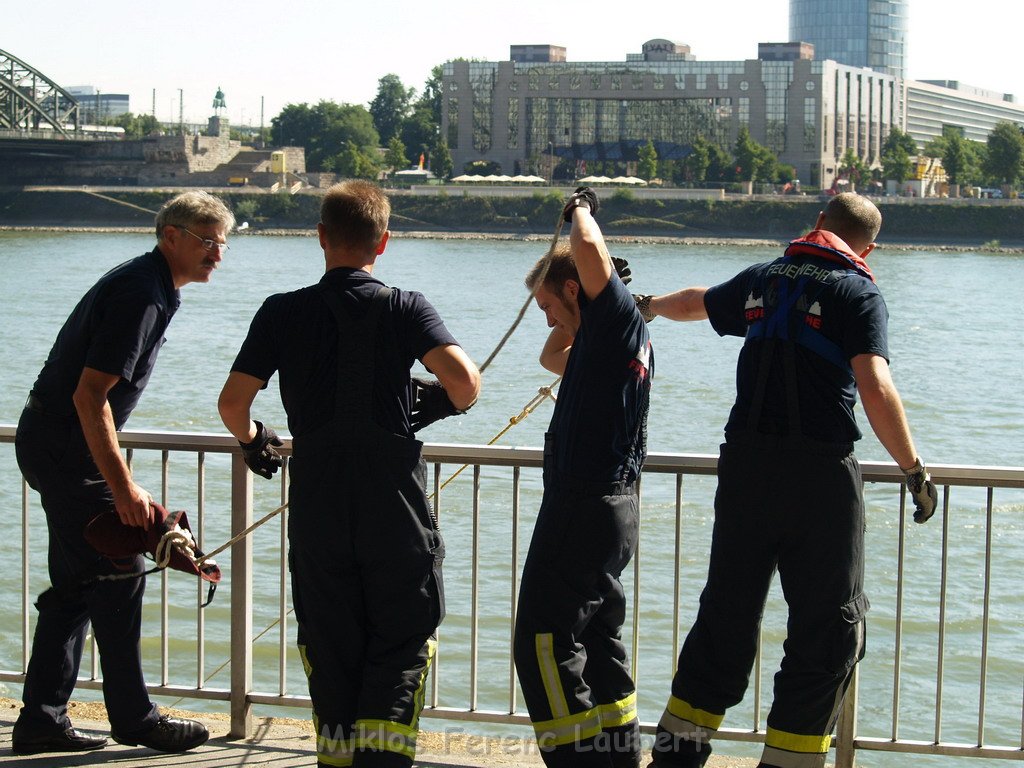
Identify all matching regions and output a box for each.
[6,0,1023,126]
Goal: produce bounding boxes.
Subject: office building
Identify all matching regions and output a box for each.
[442,41,900,189]
[790,0,908,79]
[906,80,1024,146]
[66,85,130,124]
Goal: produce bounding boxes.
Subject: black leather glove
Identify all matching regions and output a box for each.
[410,378,465,432]
[612,257,632,285]
[903,458,938,523]
[633,294,655,323]
[239,421,283,479]
[562,186,600,221]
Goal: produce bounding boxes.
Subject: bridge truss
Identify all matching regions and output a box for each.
[0,48,79,136]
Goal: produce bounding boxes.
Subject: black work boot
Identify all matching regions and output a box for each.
[650,725,713,767]
[12,724,107,755]
[111,715,209,752]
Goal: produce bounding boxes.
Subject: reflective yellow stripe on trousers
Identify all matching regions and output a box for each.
[658,695,725,743]
[354,636,437,760]
[758,727,832,768]
[305,638,437,765]
[533,634,637,747]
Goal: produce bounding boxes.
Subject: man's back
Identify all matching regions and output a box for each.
[705,250,888,444]
[229,267,456,439]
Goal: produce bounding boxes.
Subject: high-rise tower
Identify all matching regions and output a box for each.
[790,0,907,78]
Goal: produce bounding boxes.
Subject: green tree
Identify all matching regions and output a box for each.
[419,64,444,126]
[399,65,445,168]
[431,138,453,180]
[109,112,160,139]
[839,149,868,186]
[733,127,760,182]
[637,140,658,180]
[755,145,778,183]
[733,128,779,183]
[705,140,733,182]
[882,126,918,157]
[680,136,711,183]
[384,136,409,175]
[370,74,414,145]
[942,131,967,186]
[984,120,1024,185]
[333,142,379,180]
[271,101,380,172]
[882,145,913,183]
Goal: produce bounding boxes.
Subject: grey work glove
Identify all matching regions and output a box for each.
[410,377,465,432]
[239,421,283,479]
[562,186,600,221]
[612,257,632,285]
[903,458,938,523]
[633,294,655,323]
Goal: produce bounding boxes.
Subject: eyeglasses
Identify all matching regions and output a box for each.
[177,226,230,254]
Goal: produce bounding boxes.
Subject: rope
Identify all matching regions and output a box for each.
[429,375,560,499]
[477,212,565,373]
[78,189,160,216]
[196,502,287,566]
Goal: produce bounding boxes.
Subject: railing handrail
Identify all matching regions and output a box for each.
[2,423,1022,764]
[3,426,1021,488]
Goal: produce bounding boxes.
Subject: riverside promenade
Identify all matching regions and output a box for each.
[0,698,760,768]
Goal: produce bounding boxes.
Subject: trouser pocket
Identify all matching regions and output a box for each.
[831,593,870,674]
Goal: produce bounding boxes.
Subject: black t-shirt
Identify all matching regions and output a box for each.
[547,275,653,484]
[704,253,889,443]
[230,267,459,438]
[30,249,181,429]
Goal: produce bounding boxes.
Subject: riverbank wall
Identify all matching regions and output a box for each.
[2,187,1022,247]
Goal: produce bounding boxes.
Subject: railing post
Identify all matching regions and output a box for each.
[835,665,858,768]
[229,453,253,739]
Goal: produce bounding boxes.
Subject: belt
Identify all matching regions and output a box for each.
[24,392,77,420]
[725,430,854,456]
[547,478,636,497]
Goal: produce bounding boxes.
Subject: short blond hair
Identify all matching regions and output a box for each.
[822,193,881,251]
[320,180,391,251]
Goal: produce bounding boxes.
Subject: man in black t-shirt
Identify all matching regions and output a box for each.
[219,180,480,768]
[513,188,653,768]
[642,194,937,768]
[13,191,235,756]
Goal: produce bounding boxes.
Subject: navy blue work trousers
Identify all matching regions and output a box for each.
[13,408,159,736]
[656,437,867,768]
[514,481,642,768]
[287,440,444,768]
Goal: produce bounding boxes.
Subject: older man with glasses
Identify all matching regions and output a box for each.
[12,190,235,756]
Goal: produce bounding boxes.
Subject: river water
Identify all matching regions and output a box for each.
[0,230,1021,766]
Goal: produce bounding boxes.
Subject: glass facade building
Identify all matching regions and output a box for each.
[442,43,900,189]
[790,0,908,79]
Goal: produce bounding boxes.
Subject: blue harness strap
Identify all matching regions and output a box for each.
[743,259,854,437]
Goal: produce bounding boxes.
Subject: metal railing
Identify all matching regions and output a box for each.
[1,425,1022,765]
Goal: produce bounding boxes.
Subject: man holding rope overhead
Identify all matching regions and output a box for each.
[219,180,480,768]
[12,191,235,756]
[642,193,936,768]
[514,187,653,768]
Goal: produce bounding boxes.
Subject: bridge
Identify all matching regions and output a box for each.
[0,48,79,137]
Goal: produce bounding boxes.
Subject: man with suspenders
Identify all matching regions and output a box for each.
[218,180,480,767]
[642,193,936,768]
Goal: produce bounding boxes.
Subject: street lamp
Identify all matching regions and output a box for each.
[548,141,554,185]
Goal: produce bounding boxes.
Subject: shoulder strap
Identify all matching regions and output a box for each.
[316,283,393,431]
